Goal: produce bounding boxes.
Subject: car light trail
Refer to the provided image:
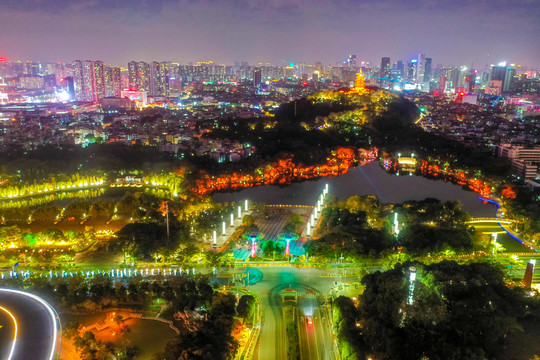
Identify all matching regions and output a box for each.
[0,288,59,360]
[0,304,18,360]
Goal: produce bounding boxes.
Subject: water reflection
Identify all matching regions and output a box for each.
[212,162,497,217]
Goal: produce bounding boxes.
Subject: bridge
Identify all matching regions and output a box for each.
[467,217,518,224]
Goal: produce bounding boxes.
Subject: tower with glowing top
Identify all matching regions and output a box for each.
[352,70,368,95]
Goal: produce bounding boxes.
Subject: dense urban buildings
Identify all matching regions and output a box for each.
[1,54,539,185]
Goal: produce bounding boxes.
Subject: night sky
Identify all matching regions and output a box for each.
[1,0,539,67]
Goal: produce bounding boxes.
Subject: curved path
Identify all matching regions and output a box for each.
[0,288,60,360]
[478,196,538,252]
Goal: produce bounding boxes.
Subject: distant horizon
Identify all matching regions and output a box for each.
[1,57,538,70]
[1,0,539,68]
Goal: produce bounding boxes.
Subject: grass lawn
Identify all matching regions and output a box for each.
[473,224,535,253]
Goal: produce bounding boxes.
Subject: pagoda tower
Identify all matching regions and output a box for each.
[353,70,367,95]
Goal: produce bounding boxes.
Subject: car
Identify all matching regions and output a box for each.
[306,316,313,326]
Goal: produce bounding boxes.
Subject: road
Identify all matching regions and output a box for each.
[0,288,60,360]
[246,267,353,360]
[298,306,334,360]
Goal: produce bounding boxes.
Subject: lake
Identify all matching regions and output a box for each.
[212,162,496,217]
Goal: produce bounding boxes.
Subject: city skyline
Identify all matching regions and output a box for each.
[0,0,539,67]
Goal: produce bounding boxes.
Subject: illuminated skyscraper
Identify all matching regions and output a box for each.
[92,61,106,100]
[380,57,390,87]
[439,75,447,92]
[423,58,432,82]
[503,67,516,92]
[466,69,476,93]
[73,60,106,102]
[407,60,417,82]
[111,67,121,97]
[416,54,426,83]
[104,66,122,97]
[491,65,507,82]
[60,76,75,100]
[25,61,40,76]
[150,61,170,97]
[346,54,357,68]
[128,61,150,91]
[253,68,262,87]
[396,60,404,78]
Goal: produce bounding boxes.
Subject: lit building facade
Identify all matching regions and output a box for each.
[73,60,106,102]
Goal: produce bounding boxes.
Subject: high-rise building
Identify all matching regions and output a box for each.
[466,69,476,93]
[128,61,150,91]
[104,66,122,97]
[128,61,138,90]
[439,75,446,92]
[111,67,121,97]
[396,60,404,78]
[60,76,75,100]
[92,61,105,100]
[73,61,83,101]
[416,54,426,83]
[346,54,357,68]
[253,68,262,87]
[380,57,390,87]
[73,60,106,102]
[423,58,432,82]
[503,67,516,92]
[491,65,507,83]
[150,62,170,97]
[25,62,40,76]
[407,60,417,82]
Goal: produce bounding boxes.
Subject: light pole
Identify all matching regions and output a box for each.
[250,236,257,258]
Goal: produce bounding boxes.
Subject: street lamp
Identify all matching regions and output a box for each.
[250,236,257,258]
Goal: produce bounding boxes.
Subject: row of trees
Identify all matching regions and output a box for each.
[3,273,215,313]
[0,225,92,252]
[0,191,167,223]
